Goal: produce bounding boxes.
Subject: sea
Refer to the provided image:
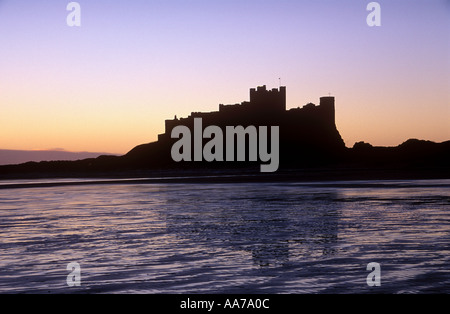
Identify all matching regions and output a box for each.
[0,178,449,294]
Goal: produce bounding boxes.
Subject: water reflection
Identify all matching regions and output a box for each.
[161,184,341,267]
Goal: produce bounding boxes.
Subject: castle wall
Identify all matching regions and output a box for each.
[158,87,344,155]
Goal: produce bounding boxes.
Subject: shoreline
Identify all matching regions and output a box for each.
[1,169,449,190]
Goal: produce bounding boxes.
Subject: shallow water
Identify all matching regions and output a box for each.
[0,179,449,293]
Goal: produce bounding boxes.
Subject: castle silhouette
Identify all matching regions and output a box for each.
[0,85,449,180]
[125,85,346,168]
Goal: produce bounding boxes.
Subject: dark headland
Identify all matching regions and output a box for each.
[1,85,449,183]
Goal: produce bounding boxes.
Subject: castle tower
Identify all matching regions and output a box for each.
[319,96,336,126]
[249,85,286,113]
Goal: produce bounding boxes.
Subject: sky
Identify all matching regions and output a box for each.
[0,0,449,155]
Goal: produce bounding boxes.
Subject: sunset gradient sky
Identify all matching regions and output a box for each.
[1,0,449,155]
